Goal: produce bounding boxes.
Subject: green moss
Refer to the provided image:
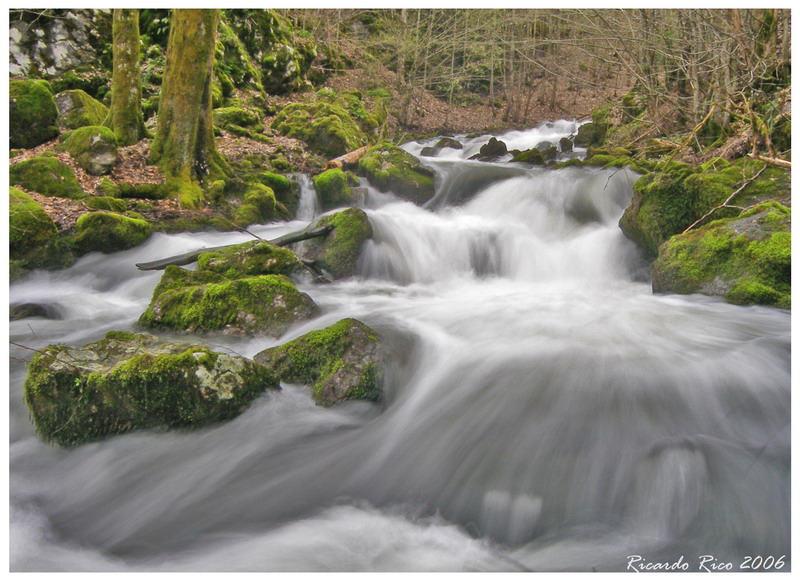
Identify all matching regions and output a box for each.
[510,148,545,165]
[10,157,84,199]
[23,332,279,446]
[9,188,58,257]
[254,318,382,406]
[138,271,318,336]
[213,106,261,128]
[73,211,152,255]
[97,177,121,198]
[313,168,352,210]
[651,203,790,308]
[196,240,304,279]
[584,153,633,168]
[302,208,373,279]
[10,79,59,149]
[58,125,119,175]
[233,183,276,227]
[84,196,128,212]
[53,89,109,130]
[116,182,171,200]
[357,142,435,205]
[271,100,367,158]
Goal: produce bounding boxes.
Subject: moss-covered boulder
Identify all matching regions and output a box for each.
[469,137,508,162]
[254,318,383,406]
[139,267,318,337]
[313,168,352,210]
[271,100,367,158]
[9,188,58,257]
[252,172,298,215]
[10,156,84,198]
[73,211,152,255]
[54,89,109,130]
[651,202,790,308]
[233,183,277,227]
[9,79,59,149]
[84,196,127,213]
[213,106,261,129]
[58,125,119,175]
[510,148,545,165]
[23,331,280,447]
[619,160,789,258]
[559,137,573,153]
[196,240,305,279]
[299,208,373,279]
[357,143,435,205]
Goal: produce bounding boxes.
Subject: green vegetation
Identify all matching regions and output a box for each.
[53,89,109,130]
[84,196,128,212]
[23,331,279,446]
[9,188,58,256]
[254,318,383,406]
[357,142,435,204]
[58,125,119,175]
[302,208,373,279]
[10,79,59,148]
[10,156,84,198]
[272,99,367,158]
[73,211,152,255]
[313,168,352,210]
[197,240,305,279]
[233,183,276,227]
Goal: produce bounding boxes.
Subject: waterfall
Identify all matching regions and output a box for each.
[9,124,790,572]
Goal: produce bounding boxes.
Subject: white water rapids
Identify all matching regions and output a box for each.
[8,123,790,572]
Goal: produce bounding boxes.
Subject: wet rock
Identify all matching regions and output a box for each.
[297,207,373,279]
[357,142,435,204]
[469,137,508,162]
[233,183,276,227]
[435,137,463,150]
[23,331,279,446]
[313,168,353,210]
[10,303,62,321]
[559,137,573,153]
[73,211,151,255]
[509,148,545,165]
[255,318,383,406]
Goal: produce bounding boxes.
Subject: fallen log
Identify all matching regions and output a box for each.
[323,145,371,171]
[135,225,334,271]
[748,153,791,169]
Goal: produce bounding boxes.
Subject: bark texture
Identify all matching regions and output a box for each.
[109,9,147,146]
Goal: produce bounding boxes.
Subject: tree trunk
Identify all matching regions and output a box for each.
[109,9,147,146]
[149,9,229,209]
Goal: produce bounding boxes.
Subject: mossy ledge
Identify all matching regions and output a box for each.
[254,318,383,406]
[23,331,279,447]
[357,142,435,205]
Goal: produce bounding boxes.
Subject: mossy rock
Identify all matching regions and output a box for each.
[213,106,261,129]
[574,121,608,148]
[619,160,788,258]
[252,172,298,215]
[651,202,790,308]
[54,89,109,130]
[23,331,279,447]
[357,142,435,205]
[116,182,171,200]
[510,148,545,165]
[10,156,84,199]
[233,183,276,227]
[84,196,127,212]
[58,125,119,175]
[138,268,318,337]
[9,79,59,149]
[73,211,152,255]
[254,318,383,406]
[271,100,367,158]
[9,187,58,257]
[435,137,463,150]
[299,208,373,279]
[313,168,352,210]
[196,240,305,279]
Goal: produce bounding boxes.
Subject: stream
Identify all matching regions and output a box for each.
[9,122,790,572]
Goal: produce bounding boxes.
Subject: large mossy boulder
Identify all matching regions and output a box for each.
[9,79,59,149]
[58,125,118,175]
[651,202,790,308]
[54,89,109,130]
[213,106,261,129]
[357,143,435,205]
[23,331,279,447]
[233,183,276,227]
[10,156,84,198]
[73,211,152,255]
[299,208,373,279]
[271,100,367,158]
[196,240,306,279]
[9,188,58,257]
[619,160,788,258]
[138,267,318,337]
[255,318,383,407]
[313,168,352,210]
[252,172,298,215]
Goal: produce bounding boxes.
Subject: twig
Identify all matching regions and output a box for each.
[681,164,768,234]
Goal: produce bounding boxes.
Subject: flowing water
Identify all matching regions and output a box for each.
[8,123,790,572]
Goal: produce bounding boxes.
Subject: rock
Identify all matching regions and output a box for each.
[196,240,306,279]
[469,137,508,162]
[84,196,127,213]
[271,100,367,158]
[10,302,62,321]
[559,137,573,152]
[357,142,435,204]
[73,211,152,255]
[233,183,276,227]
[255,318,383,406]
[252,172,298,216]
[9,188,58,257]
[10,156,84,198]
[138,267,318,337]
[213,106,261,129]
[420,146,440,157]
[23,330,279,447]
[54,89,109,130]
[509,148,545,165]
[651,202,790,308]
[313,168,352,210]
[535,140,553,151]
[9,79,59,149]
[435,137,463,150]
[297,207,373,279]
[58,125,118,175]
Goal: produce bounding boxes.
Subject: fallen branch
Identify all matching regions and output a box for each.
[323,145,371,171]
[747,153,791,169]
[135,225,334,271]
[681,165,768,234]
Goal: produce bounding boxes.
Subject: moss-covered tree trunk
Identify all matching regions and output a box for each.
[149,9,229,209]
[108,9,147,146]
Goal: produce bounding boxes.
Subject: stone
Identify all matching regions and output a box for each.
[297,208,373,279]
[73,211,152,255]
[10,156,84,198]
[9,79,59,149]
[54,89,109,130]
[58,125,118,175]
[357,142,435,205]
